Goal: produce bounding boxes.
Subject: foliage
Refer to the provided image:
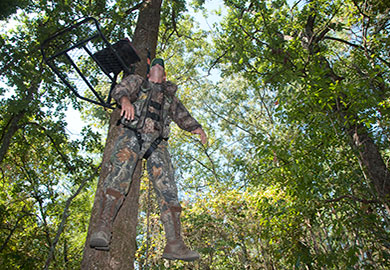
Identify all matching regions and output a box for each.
[0,0,141,268]
[0,0,31,20]
[197,0,390,268]
[2,0,390,269]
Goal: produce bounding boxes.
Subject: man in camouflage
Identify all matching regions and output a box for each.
[90,58,207,262]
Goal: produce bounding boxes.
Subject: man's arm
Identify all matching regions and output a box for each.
[112,74,143,105]
[169,96,208,145]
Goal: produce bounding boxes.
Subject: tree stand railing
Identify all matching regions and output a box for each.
[41,17,140,109]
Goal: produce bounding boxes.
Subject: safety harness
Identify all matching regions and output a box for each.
[117,117,167,160]
[116,81,169,160]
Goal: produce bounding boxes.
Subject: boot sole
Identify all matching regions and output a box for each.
[162,254,199,262]
[90,238,110,251]
[93,246,109,251]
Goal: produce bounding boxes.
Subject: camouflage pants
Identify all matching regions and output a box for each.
[103,128,181,231]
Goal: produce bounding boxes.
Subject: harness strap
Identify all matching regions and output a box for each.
[145,111,160,121]
[143,136,165,159]
[117,117,167,159]
[149,100,162,110]
[117,118,144,148]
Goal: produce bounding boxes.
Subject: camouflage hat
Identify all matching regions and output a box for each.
[150,58,165,68]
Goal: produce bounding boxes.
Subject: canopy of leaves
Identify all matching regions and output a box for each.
[1,0,390,269]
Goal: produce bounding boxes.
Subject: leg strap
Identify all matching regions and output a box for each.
[143,136,166,159]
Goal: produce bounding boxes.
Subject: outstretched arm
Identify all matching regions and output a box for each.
[191,127,208,145]
[166,84,207,145]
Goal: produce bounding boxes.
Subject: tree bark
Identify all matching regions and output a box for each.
[301,14,390,205]
[347,123,390,202]
[81,1,162,269]
[0,84,37,164]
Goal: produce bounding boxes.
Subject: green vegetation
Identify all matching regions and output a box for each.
[1,0,389,269]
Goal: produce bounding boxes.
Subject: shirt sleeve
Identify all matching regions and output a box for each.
[169,96,202,132]
[111,74,144,104]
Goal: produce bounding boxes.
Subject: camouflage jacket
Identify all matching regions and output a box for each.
[112,74,201,138]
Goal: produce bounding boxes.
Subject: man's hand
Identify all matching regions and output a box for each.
[120,96,135,120]
[191,128,208,145]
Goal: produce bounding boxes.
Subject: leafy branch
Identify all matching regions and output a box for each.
[44,164,101,270]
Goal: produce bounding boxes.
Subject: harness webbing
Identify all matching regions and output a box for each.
[116,118,166,160]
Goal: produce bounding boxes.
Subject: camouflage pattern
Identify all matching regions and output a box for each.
[90,73,203,255]
[112,74,202,135]
[102,128,181,234]
[111,74,144,104]
[100,75,202,241]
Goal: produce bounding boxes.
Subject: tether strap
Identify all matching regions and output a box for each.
[143,136,166,159]
[117,117,167,160]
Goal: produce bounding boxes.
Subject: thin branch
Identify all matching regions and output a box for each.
[44,164,101,270]
[373,11,390,36]
[188,153,213,174]
[19,160,53,246]
[351,0,370,18]
[207,49,229,76]
[171,5,180,38]
[324,36,390,68]
[23,122,74,172]
[324,194,380,204]
[125,1,144,15]
[186,134,221,184]
[0,207,33,252]
[0,110,25,164]
[203,103,258,138]
[290,0,303,11]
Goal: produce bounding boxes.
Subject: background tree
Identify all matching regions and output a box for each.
[192,0,390,268]
[2,0,390,269]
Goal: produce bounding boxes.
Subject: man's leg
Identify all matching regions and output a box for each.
[89,188,125,250]
[146,141,200,261]
[90,129,141,250]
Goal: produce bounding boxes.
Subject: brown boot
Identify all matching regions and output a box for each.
[161,205,200,261]
[162,239,200,261]
[90,189,124,251]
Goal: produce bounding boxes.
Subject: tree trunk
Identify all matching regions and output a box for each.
[347,122,390,203]
[0,84,37,164]
[301,14,390,205]
[81,1,162,269]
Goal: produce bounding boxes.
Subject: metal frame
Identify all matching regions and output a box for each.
[41,17,139,108]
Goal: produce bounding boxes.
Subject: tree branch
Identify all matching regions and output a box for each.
[324,36,390,68]
[23,122,74,172]
[0,111,25,164]
[19,160,53,247]
[203,103,258,138]
[125,1,144,15]
[207,50,229,76]
[0,206,33,252]
[44,164,101,270]
[351,0,370,18]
